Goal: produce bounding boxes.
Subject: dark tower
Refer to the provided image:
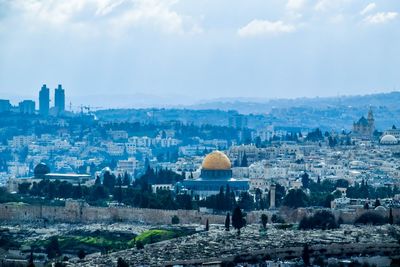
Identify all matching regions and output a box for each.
[39,84,50,116]
[367,107,374,135]
[54,84,65,114]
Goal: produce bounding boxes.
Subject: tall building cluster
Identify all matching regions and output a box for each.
[39,84,65,116]
[0,84,66,116]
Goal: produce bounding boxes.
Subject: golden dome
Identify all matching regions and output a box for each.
[202,151,231,170]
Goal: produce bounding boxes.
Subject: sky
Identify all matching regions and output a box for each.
[0,0,399,107]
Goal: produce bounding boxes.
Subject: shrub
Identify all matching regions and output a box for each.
[299,210,339,230]
[271,214,285,224]
[355,212,387,225]
[136,240,144,250]
[171,215,180,224]
[77,249,86,260]
[117,257,129,267]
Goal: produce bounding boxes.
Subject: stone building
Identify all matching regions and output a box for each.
[352,108,374,138]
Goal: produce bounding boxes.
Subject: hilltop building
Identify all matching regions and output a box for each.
[19,100,35,114]
[0,99,11,113]
[182,150,249,197]
[352,108,374,138]
[39,84,50,116]
[54,84,65,114]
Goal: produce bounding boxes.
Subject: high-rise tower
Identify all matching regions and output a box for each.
[54,84,65,114]
[39,84,50,116]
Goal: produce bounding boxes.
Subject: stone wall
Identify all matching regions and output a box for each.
[0,201,398,225]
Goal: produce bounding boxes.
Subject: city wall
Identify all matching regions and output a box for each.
[0,201,398,225]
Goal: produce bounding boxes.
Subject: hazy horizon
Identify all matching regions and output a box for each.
[1,0,399,106]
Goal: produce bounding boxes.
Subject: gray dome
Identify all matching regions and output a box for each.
[34,163,50,178]
[380,134,397,145]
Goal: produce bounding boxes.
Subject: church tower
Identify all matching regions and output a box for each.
[367,107,375,135]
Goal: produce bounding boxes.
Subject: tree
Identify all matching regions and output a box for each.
[205,219,209,231]
[271,214,285,224]
[389,208,394,225]
[117,257,129,267]
[299,210,338,230]
[77,249,86,260]
[171,215,180,224]
[115,175,123,204]
[238,191,254,211]
[27,249,35,267]
[123,172,131,186]
[136,240,144,250]
[374,198,381,208]
[301,172,310,189]
[103,171,116,191]
[355,212,386,225]
[324,194,334,208]
[261,214,268,229]
[283,189,309,208]
[225,213,230,231]
[232,206,246,235]
[46,236,61,259]
[240,153,248,167]
[302,244,311,266]
[18,182,31,194]
[95,175,101,185]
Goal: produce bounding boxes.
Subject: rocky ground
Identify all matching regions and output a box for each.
[69,224,400,267]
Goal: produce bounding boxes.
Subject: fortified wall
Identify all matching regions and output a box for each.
[0,200,398,225]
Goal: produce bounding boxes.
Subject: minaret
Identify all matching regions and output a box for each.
[270,184,276,209]
[367,107,375,135]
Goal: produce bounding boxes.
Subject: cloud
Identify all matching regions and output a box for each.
[314,0,350,12]
[238,20,295,37]
[364,12,398,24]
[3,0,201,35]
[360,3,376,16]
[286,0,306,10]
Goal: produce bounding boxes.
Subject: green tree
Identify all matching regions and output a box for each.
[232,206,246,235]
[103,171,116,191]
[240,153,248,167]
[77,249,86,260]
[46,236,61,259]
[261,214,268,229]
[389,208,394,225]
[283,189,309,208]
[302,243,311,266]
[299,210,338,230]
[271,214,285,224]
[27,249,35,267]
[123,172,131,186]
[136,240,144,250]
[117,257,129,267]
[171,215,180,224]
[355,212,386,225]
[301,172,310,189]
[225,213,230,231]
[374,198,381,208]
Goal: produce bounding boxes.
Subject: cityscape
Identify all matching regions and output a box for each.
[1,1,400,267]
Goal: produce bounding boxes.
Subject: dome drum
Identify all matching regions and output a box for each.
[200,169,232,180]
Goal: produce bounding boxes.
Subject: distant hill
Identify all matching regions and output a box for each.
[95,91,400,131]
[187,91,400,114]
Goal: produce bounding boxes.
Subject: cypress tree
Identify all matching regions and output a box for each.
[389,208,394,225]
[225,213,230,231]
[232,206,246,235]
[302,243,310,266]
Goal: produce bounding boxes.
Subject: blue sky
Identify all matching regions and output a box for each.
[0,0,399,107]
